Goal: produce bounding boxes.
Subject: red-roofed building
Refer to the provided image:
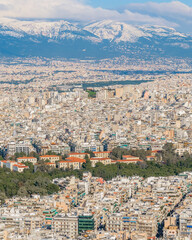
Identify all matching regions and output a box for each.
[151,150,162,156]
[40,155,60,163]
[57,160,69,170]
[0,160,8,168]
[66,157,86,163]
[13,164,29,172]
[111,160,117,164]
[93,151,111,158]
[17,156,37,164]
[96,178,105,184]
[122,155,140,160]
[0,160,29,172]
[0,160,17,171]
[45,162,56,168]
[116,159,143,164]
[90,157,111,167]
[58,157,86,170]
[146,156,156,161]
[68,153,90,159]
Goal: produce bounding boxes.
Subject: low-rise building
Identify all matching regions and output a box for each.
[12,164,29,172]
[40,155,60,163]
[68,153,90,159]
[57,161,69,170]
[45,162,56,168]
[17,157,37,164]
[0,160,29,172]
[90,157,111,167]
[116,159,143,164]
[58,157,86,170]
[93,151,111,158]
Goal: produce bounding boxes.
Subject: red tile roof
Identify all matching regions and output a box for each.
[90,157,111,161]
[123,155,139,158]
[96,178,105,184]
[66,157,86,163]
[13,164,28,168]
[68,153,87,155]
[116,159,143,162]
[40,155,59,158]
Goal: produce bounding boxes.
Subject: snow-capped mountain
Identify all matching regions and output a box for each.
[85,20,187,43]
[0,18,191,59]
[84,20,150,43]
[138,25,187,39]
[0,18,99,41]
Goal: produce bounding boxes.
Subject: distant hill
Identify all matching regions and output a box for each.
[0,18,191,59]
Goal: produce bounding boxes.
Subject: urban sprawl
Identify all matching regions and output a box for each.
[0,58,192,239]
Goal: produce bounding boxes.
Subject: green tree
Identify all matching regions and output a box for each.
[17,186,28,197]
[47,184,60,195]
[82,154,92,170]
[29,151,39,159]
[22,162,34,172]
[85,149,95,158]
[46,151,58,155]
[0,192,6,205]
[162,143,180,164]
[36,161,51,172]
[14,152,26,159]
[86,90,96,98]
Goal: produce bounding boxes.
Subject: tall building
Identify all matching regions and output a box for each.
[180,210,192,239]
[7,142,16,156]
[78,214,95,234]
[7,141,35,156]
[52,214,78,239]
[106,213,123,232]
[137,216,157,239]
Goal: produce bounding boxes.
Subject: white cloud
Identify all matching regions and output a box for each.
[0,0,176,27]
[128,1,192,18]
[127,1,192,33]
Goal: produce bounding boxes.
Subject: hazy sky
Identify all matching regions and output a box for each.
[0,0,191,33]
[88,0,192,8]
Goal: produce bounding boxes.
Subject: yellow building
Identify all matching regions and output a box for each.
[93,151,111,158]
[39,155,60,163]
[90,157,111,167]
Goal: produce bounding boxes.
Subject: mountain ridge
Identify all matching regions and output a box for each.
[0,18,191,59]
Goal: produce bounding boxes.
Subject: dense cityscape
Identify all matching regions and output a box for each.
[0,58,192,159]
[1,172,192,240]
[1,0,192,239]
[0,56,191,239]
